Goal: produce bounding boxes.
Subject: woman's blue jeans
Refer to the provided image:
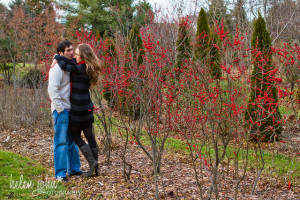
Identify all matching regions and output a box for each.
[52,109,81,178]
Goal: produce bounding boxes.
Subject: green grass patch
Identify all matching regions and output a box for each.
[167,137,300,182]
[1,63,35,79]
[278,105,295,116]
[165,137,187,152]
[15,63,35,79]
[223,145,299,179]
[181,140,299,182]
[93,113,120,135]
[0,150,80,199]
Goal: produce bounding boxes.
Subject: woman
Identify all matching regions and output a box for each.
[54,43,101,177]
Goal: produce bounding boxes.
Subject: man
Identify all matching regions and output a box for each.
[48,40,82,181]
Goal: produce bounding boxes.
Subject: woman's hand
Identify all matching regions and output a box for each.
[51,59,58,68]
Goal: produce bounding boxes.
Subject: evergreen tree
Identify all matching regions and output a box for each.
[77,0,134,36]
[135,0,153,26]
[122,24,144,119]
[78,0,117,36]
[0,3,13,83]
[207,0,233,34]
[209,29,221,79]
[175,17,192,79]
[195,8,210,61]
[196,8,221,78]
[127,24,144,68]
[246,12,282,142]
[76,0,153,37]
[103,37,118,105]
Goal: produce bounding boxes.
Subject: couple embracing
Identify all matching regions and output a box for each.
[48,40,101,181]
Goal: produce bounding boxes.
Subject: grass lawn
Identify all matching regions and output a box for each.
[166,137,299,182]
[0,63,36,80]
[15,63,36,79]
[0,150,80,199]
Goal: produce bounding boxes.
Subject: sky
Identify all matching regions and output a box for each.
[0,0,10,7]
[147,0,170,9]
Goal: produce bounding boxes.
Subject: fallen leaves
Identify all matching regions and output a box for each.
[0,128,299,199]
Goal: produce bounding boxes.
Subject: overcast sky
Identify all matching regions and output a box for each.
[0,0,10,7]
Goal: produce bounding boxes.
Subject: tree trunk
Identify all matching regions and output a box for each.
[237,0,241,33]
[152,139,159,200]
[13,61,16,90]
[34,52,38,69]
[263,0,267,27]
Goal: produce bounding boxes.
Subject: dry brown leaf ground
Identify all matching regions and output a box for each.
[0,128,299,199]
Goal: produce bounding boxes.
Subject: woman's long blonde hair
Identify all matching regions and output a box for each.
[77,43,101,86]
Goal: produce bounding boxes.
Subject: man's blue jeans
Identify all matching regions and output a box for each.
[52,109,81,178]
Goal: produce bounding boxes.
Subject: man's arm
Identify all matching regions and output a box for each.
[48,64,64,113]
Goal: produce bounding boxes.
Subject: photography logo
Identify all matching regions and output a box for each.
[9,174,81,197]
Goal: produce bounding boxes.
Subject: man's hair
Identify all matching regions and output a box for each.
[56,40,72,54]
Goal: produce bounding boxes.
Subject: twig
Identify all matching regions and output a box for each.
[251,141,265,194]
[272,2,300,44]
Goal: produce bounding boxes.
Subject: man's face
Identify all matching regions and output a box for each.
[59,45,74,59]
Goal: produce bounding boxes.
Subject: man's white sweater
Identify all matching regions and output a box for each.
[48,63,71,114]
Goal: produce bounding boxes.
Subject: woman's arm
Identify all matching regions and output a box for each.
[54,55,86,73]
